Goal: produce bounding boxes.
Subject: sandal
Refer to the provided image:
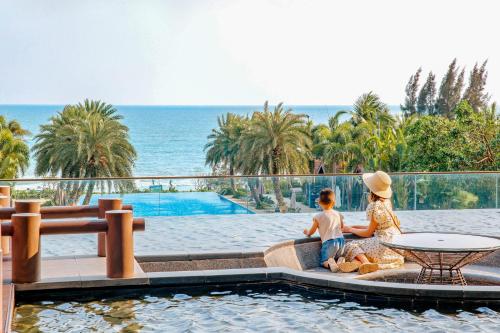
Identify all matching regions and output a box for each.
[338,260,361,273]
[358,263,379,275]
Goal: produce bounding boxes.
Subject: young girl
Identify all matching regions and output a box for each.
[303,188,345,272]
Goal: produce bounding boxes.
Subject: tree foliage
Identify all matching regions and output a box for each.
[32,100,137,204]
[405,100,498,171]
[401,68,421,117]
[436,59,465,118]
[0,115,30,179]
[463,60,490,112]
[205,102,311,211]
[417,72,436,115]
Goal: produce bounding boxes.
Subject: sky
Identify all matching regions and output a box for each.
[0,0,498,105]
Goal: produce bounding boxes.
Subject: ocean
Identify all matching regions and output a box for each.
[0,104,399,178]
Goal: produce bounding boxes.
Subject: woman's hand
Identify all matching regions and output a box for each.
[343,226,352,233]
[303,228,310,237]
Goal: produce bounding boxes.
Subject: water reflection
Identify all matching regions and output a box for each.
[13,288,500,332]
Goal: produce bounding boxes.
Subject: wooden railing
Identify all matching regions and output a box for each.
[0,185,146,330]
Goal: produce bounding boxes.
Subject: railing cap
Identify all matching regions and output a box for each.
[105,210,132,214]
[0,170,498,182]
[11,213,41,217]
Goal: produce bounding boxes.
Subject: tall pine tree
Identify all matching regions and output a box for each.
[417,71,437,115]
[401,68,421,117]
[436,59,464,118]
[463,60,490,112]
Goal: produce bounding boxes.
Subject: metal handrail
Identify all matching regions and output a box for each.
[0,171,498,182]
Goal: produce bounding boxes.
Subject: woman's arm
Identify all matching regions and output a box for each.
[347,215,377,238]
[303,219,319,237]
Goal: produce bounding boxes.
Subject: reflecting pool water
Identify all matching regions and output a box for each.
[13,286,500,333]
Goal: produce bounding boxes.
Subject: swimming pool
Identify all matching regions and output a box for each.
[86,192,252,216]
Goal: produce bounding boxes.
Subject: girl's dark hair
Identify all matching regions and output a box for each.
[319,188,335,205]
[369,192,383,202]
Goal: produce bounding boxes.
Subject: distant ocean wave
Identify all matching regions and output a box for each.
[0,104,400,178]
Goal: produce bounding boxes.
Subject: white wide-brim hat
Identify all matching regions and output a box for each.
[362,171,392,199]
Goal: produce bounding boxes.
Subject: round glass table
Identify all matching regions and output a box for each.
[380,232,500,285]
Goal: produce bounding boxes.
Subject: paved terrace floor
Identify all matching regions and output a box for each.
[38,209,500,257]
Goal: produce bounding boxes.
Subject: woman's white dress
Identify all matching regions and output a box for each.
[345,200,404,269]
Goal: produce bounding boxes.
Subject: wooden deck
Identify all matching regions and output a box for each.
[2,258,14,333]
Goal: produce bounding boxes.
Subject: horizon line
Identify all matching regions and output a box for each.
[0,103,400,107]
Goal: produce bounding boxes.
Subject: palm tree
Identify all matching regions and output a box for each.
[0,116,30,179]
[351,92,395,132]
[313,110,373,173]
[32,100,137,205]
[204,113,246,193]
[240,102,311,211]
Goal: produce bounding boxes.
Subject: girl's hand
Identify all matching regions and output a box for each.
[343,226,352,233]
[303,229,309,237]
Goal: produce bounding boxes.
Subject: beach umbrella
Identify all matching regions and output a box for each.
[290,190,297,210]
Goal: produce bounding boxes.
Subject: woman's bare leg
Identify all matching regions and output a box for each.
[355,254,371,264]
[356,254,379,274]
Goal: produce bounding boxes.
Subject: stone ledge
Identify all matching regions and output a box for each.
[11,265,500,304]
[136,249,265,262]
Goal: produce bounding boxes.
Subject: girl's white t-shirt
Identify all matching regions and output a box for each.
[314,209,343,242]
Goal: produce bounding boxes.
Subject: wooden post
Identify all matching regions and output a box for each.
[0,186,11,256]
[105,210,134,278]
[97,198,123,257]
[14,200,42,214]
[0,213,3,331]
[11,213,41,283]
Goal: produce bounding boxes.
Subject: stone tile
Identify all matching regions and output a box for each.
[291,271,331,288]
[238,258,266,269]
[41,256,79,279]
[409,284,464,299]
[203,268,269,283]
[2,260,12,284]
[240,249,265,258]
[139,261,197,272]
[74,256,106,276]
[1,283,14,333]
[80,275,149,289]
[15,276,82,291]
[188,251,243,260]
[462,286,500,299]
[265,267,286,280]
[76,256,149,288]
[136,252,190,262]
[148,271,207,286]
[193,259,242,270]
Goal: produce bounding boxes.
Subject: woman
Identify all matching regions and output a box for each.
[340,171,404,275]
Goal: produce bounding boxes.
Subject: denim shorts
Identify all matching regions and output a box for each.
[320,237,345,264]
